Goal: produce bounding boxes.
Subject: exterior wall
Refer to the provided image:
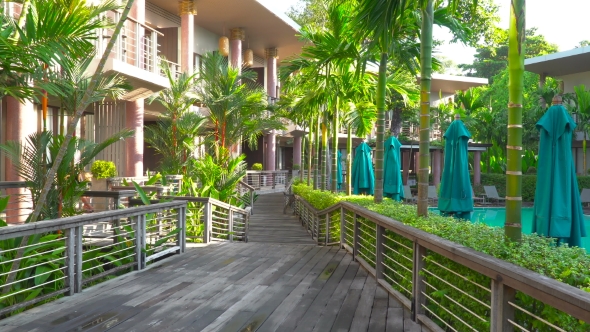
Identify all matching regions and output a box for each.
[145,3,180,28]
[194,25,220,56]
[558,71,590,94]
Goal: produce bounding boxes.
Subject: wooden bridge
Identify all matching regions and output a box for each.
[0,193,425,332]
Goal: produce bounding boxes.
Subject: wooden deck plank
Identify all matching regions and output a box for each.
[349,275,378,331]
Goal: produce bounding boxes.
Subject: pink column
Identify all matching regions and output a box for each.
[229,28,244,69]
[265,48,278,171]
[293,136,302,167]
[432,149,441,186]
[5,97,36,224]
[402,150,410,185]
[474,150,481,185]
[125,100,144,177]
[180,13,194,73]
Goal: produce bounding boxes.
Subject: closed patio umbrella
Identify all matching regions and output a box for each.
[383,136,404,201]
[352,142,374,195]
[533,97,586,247]
[337,150,343,190]
[438,115,473,219]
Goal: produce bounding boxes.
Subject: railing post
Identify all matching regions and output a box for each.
[151,30,158,74]
[244,211,249,243]
[229,209,234,242]
[203,201,212,243]
[65,227,75,296]
[139,214,147,270]
[340,207,345,248]
[74,226,83,293]
[324,213,330,246]
[250,188,254,215]
[272,172,276,189]
[376,225,384,280]
[315,213,320,245]
[134,215,142,270]
[353,214,359,261]
[491,279,515,332]
[134,22,140,67]
[176,206,186,253]
[412,242,427,322]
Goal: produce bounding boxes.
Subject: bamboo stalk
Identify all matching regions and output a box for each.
[374,53,387,203]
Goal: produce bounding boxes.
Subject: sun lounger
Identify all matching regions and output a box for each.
[472,188,485,204]
[483,186,505,203]
[580,188,590,207]
[403,185,416,203]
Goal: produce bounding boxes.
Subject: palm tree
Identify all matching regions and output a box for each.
[505,0,525,242]
[573,85,590,174]
[196,52,283,150]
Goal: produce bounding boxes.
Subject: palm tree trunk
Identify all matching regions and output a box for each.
[505,0,525,242]
[300,133,305,182]
[307,117,314,186]
[347,124,352,195]
[374,53,387,203]
[313,115,320,190]
[321,122,328,191]
[331,98,339,192]
[1,0,135,296]
[417,0,433,217]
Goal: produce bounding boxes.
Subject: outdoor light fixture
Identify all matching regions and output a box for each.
[244,47,254,67]
[179,0,197,15]
[219,36,229,56]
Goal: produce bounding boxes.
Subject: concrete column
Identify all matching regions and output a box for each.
[474,150,482,185]
[180,13,195,73]
[402,150,410,185]
[229,28,244,70]
[5,97,36,223]
[265,48,278,171]
[293,136,302,167]
[125,100,144,177]
[432,149,441,186]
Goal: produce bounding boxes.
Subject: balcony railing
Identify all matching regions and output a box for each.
[97,10,179,79]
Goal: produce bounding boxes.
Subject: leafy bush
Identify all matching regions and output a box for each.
[292,164,300,170]
[91,160,117,179]
[293,184,590,331]
[251,163,263,170]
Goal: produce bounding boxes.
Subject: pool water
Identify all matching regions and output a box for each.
[430,207,590,252]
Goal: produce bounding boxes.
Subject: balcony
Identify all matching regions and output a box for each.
[91,11,180,101]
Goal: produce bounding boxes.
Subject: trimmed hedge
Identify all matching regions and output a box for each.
[293,183,590,331]
[475,174,590,202]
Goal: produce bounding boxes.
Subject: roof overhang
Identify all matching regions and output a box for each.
[525,47,590,77]
[147,0,304,62]
[417,74,489,94]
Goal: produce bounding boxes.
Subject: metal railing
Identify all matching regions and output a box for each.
[0,181,32,224]
[293,195,590,331]
[237,180,255,214]
[0,201,187,318]
[97,10,179,78]
[245,170,292,191]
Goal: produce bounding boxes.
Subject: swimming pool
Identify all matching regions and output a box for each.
[430,207,590,252]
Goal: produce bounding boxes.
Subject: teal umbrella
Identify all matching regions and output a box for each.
[383,136,404,201]
[533,103,586,247]
[438,119,473,219]
[352,142,374,195]
[337,150,343,190]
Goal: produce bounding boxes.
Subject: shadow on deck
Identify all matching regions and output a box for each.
[0,194,426,332]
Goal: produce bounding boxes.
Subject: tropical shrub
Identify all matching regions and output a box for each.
[292,164,300,170]
[90,160,117,179]
[293,184,590,331]
[251,163,263,171]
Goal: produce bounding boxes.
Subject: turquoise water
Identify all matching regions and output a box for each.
[430,207,590,252]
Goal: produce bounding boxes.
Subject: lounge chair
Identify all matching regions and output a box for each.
[403,185,417,203]
[580,188,590,207]
[428,186,438,204]
[483,186,505,204]
[472,188,485,204]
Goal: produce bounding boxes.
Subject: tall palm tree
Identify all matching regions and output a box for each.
[505,0,525,242]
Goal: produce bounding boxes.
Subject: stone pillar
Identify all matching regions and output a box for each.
[432,149,441,186]
[402,150,410,185]
[5,97,36,223]
[229,28,244,69]
[125,100,144,177]
[180,1,196,73]
[474,150,482,185]
[293,136,302,168]
[265,48,278,171]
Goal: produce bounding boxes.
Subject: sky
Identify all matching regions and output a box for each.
[258,0,590,70]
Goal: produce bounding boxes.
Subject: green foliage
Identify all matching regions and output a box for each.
[191,149,247,205]
[90,160,117,179]
[292,164,301,171]
[293,184,590,330]
[251,163,263,171]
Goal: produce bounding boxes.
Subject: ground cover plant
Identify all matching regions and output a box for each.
[293,183,590,330]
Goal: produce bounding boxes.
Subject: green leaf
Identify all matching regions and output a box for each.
[34,265,53,285]
[132,181,151,205]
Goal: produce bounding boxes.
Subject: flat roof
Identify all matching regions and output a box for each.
[417,74,488,94]
[525,47,590,76]
[148,0,304,61]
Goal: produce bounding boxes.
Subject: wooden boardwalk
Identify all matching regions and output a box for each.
[0,194,426,332]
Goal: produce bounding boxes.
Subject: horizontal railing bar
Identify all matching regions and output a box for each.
[145,246,180,263]
[82,261,136,286]
[0,202,186,240]
[82,253,135,273]
[423,280,488,323]
[0,288,70,317]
